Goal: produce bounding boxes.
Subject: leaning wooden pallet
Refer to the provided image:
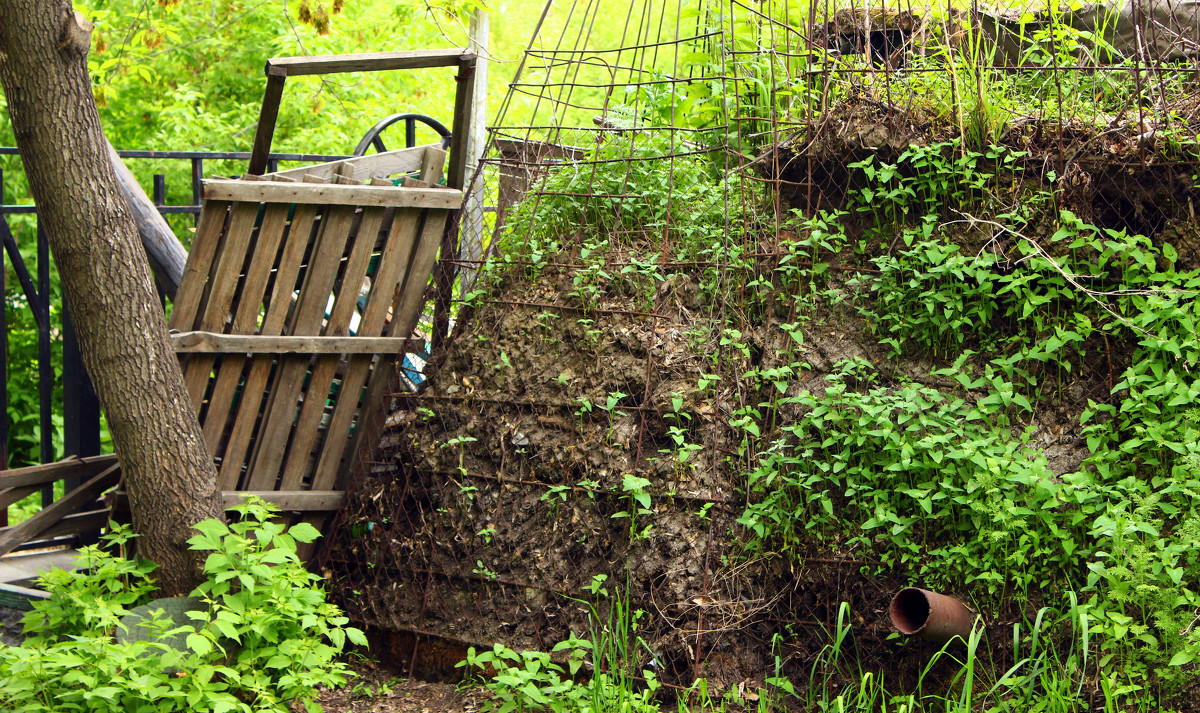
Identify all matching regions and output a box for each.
[167,148,460,552]
[0,50,477,597]
[166,50,474,561]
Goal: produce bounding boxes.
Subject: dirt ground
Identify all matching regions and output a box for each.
[307,659,487,713]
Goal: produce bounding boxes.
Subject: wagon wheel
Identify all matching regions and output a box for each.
[352,113,452,156]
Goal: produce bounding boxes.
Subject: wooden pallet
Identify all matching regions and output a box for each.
[168,145,460,548]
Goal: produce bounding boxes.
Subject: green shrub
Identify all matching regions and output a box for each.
[0,496,365,712]
[737,359,1066,596]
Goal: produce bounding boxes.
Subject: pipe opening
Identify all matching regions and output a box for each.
[890,587,931,635]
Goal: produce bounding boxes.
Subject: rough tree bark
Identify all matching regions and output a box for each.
[0,1,222,594]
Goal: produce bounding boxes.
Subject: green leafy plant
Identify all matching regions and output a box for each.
[1,497,365,712]
[458,577,659,713]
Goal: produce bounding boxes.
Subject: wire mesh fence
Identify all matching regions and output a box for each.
[319,0,1200,692]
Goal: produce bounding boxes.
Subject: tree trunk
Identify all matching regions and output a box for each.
[0,0,222,595]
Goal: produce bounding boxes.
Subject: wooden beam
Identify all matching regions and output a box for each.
[106,140,188,298]
[222,491,344,511]
[114,490,344,512]
[267,49,471,77]
[170,332,422,354]
[0,549,80,586]
[0,464,121,558]
[0,454,119,490]
[247,73,288,175]
[432,54,477,352]
[266,145,438,182]
[202,180,462,210]
[446,55,478,191]
[0,486,40,511]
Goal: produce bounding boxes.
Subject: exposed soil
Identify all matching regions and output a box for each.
[307,660,484,713]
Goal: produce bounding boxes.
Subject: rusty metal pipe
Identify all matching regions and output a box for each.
[889,587,975,643]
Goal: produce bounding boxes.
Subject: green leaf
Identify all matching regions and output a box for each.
[288,523,322,543]
[187,632,213,656]
[1169,650,1194,666]
[345,627,368,647]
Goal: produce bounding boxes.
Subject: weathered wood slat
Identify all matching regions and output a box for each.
[0,509,111,546]
[169,200,230,330]
[394,210,451,346]
[279,202,388,490]
[267,49,469,76]
[0,486,40,511]
[311,186,429,488]
[171,333,420,354]
[295,205,446,554]
[337,206,449,491]
[445,55,477,192]
[420,147,447,185]
[265,145,441,183]
[180,199,262,407]
[0,454,118,490]
[202,181,462,210]
[113,490,343,512]
[198,201,292,453]
[0,549,80,586]
[247,73,288,176]
[245,200,360,490]
[0,464,121,558]
[223,490,344,510]
[216,198,325,489]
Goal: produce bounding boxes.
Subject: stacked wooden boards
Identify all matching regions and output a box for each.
[168,144,460,546]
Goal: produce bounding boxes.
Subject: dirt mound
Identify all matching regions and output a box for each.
[319,108,1200,698]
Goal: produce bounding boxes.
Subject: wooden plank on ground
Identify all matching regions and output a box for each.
[203,181,462,210]
[216,196,326,490]
[171,333,419,354]
[0,464,120,558]
[267,49,469,76]
[0,549,80,585]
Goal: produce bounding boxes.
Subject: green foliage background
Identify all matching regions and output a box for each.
[0,0,556,478]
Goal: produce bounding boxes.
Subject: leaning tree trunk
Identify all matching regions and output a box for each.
[0,1,222,594]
